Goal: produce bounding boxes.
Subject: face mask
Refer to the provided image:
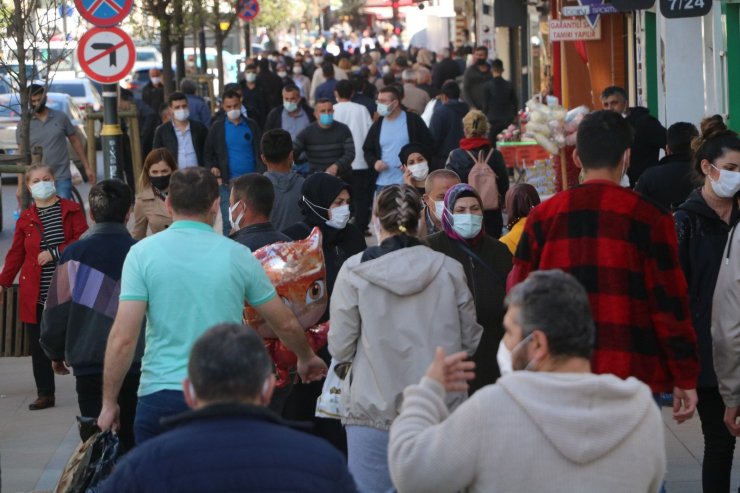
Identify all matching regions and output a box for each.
[277,71,287,78]
[293,66,303,75]
[319,113,334,126]
[226,109,241,120]
[173,108,189,122]
[434,200,445,220]
[315,56,324,65]
[246,73,257,83]
[284,101,298,112]
[229,201,244,232]
[149,174,170,191]
[497,334,533,376]
[30,180,56,200]
[377,102,392,117]
[452,213,483,239]
[150,76,161,85]
[709,164,740,198]
[326,204,351,229]
[408,162,428,181]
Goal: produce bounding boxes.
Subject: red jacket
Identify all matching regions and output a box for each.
[0,198,88,323]
[509,180,699,393]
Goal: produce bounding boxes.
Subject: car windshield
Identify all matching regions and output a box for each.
[0,98,22,117]
[48,83,85,97]
[137,52,158,62]
[46,99,67,113]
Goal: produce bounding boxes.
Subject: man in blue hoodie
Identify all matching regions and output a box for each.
[41,180,142,453]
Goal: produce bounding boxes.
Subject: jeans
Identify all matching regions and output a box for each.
[133,390,188,445]
[697,386,737,493]
[55,178,72,200]
[219,184,231,236]
[27,305,54,397]
[346,425,395,493]
[76,372,140,453]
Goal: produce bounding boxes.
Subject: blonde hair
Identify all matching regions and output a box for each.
[463,110,490,138]
[25,164,54,182]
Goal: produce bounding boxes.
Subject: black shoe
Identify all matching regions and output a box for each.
[29,395,55,410]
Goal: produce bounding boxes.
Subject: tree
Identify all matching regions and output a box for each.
[205,0,236,95]
[257,0,306,32]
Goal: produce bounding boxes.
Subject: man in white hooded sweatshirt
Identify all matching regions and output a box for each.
[389,269,666,493]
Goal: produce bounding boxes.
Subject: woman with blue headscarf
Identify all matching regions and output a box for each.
[426,183,513,393]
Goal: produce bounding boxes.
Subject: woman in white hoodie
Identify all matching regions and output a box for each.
[389,269,666,493]
[329,184,482,493]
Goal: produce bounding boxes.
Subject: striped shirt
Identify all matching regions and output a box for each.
[37,201,65,305]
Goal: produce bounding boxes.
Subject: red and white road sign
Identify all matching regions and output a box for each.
[238,0,259,21]
[74,0,133,27]
[77,27,135,84]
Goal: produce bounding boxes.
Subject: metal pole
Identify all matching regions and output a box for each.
[100,84,123,180]
[245,22,251,58]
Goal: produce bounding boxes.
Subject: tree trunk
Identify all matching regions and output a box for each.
[172,0,185,86]
[160,20,175,96]
[215,35,225,96]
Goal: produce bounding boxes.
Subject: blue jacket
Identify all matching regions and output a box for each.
[99,403,358,493]
[186,94,211,127]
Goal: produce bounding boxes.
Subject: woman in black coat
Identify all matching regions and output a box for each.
[446,110,509,238]
[425,183,512,393]
[673,116,740,493]
[282,173,367,454]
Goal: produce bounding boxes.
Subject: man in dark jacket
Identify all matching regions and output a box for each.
[364,85,434,190]
[462,46,492,110]
[264,84,315,139]
[257,58,284,114]
[482,59,518,140]
[601,85,666,186]
[205,89,264,234]
[99,323,357,493]
[240,64,270,127]
[429,80,469,168]
[431,47,462,93]
[635,122,699,210]
[142,67,164,113]
[229,173,291,251]
[40,180,142,453]
[152,92,208,167]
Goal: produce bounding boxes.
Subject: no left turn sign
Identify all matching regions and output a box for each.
[77,26,136,84]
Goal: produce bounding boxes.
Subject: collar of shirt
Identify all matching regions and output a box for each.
[173,121,191,135]
[169,220,213,232]
[226,117,247,127]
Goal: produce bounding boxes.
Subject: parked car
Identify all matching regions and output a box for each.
[134,46,163,72]
[0,92,88,166]
[47,76,102,113]
[124,62,160,100]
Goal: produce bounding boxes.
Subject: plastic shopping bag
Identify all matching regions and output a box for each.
[315,359,345,419]
[54,427,120,493]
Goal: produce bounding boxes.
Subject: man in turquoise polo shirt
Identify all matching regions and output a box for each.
[98,168,327,444]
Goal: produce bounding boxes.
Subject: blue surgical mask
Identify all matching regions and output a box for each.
[452,213,483,239]
[377,102,391,117]
[31,181,56,201]
[284,101,298,112]
[319,113,334,126]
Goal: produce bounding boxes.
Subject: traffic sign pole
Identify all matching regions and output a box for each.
[101,86,123,180]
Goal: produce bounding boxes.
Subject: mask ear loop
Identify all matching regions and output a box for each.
[302,196,329,221]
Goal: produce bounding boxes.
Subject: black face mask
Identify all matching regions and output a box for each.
[150,174,170,191]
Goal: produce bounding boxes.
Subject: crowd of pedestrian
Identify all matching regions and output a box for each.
[2,42,739,493]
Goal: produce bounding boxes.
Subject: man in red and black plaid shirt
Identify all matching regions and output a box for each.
[509,110,699,423]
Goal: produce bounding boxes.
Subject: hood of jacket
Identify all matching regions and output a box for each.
[265,171,302,193]
[498,372,654,465]
[350,245,444,296]
[445,99,469,119]
[676,188,729,222]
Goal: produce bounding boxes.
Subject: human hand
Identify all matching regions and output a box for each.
[210,166,221,177]
[52,360,70,375]
[86,167,96,185]
[402,166,414,186]
[673,387,698,424]
[97,401,120,432]
[374,160,388,172]
[724,406,740,436]
[296,353,328,384]
[326,164,339,176]
[425,346,475,393]
[37,251,53,266]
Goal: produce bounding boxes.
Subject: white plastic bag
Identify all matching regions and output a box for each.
[315,360,343,420]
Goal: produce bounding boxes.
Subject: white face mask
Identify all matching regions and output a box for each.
[229,201,244,232]
[293,66,303,75]
[246,73,257,83]
[150,76,161,85]
[452,213,483,239]
[709,164,740,198]
[408,162,429,181]
[277,71,287,78]
[173,108,189,122]
[226,109,241,121]
[315,56,324,65]
[326,204,351,229]
[31,180,56,201]
[434,200,445,220]
[496,334,533,376]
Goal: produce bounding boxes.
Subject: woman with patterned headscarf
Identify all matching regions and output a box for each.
[426,182,513,393]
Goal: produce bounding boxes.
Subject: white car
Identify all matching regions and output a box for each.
[133,46,163,73]
[47,76,103,113]
[0,92,88,164]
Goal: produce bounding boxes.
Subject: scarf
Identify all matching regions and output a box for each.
[441,183,485,246]
[459,137,491,151]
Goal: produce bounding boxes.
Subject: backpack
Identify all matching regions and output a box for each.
[465,148,499,210]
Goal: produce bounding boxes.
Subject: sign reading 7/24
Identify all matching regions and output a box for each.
[659,0,711,18]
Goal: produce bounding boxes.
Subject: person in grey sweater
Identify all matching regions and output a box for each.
[292,99,355,181]
[261,129,305,231]
[389,270,666,493]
